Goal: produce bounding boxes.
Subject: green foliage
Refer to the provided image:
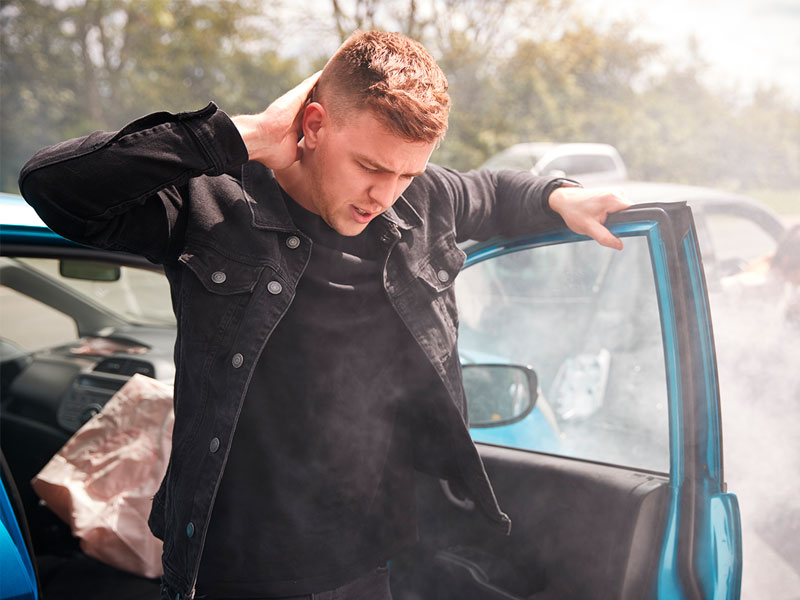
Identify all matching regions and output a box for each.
[1,0,299,192]
[2,0,799,193]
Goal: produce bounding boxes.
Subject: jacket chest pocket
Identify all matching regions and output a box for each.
[405,233,466,362]
[415,234,466,294]
[178,248,266,346]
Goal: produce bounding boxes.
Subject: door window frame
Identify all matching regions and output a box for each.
[461,202,740,597]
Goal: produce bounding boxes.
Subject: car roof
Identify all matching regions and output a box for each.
[540,142,621,157]
[0,193,160,268]
[0,192,48,228]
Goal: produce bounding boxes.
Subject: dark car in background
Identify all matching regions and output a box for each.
[0,187,759,599]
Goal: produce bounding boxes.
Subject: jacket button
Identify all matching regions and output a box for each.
[286,236,301,249]
[437,269,450,283]
[231,353,244,368]
[267,280,283,295]
[209,437,220,453]
[186,522,195,538]
[211,271,226,284]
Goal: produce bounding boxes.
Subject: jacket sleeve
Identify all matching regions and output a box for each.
[18,102,249,263]
[415,164,570,243]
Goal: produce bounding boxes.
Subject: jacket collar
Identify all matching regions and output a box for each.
[241,163,296,231]
[241,162,422,233]
[379,194,422,231]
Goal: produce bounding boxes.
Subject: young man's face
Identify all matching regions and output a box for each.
[303,107,436,236]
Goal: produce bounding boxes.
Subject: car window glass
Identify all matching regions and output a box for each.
[703,212,778,274]
[0,284,76,351]
[458,236,669,473]
[16,257,175,326]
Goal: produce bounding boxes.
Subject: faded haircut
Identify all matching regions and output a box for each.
[316,30,450,143]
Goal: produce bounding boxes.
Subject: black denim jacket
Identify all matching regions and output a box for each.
[19,103,566,599]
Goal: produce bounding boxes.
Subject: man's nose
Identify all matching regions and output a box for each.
[368,177,400,211]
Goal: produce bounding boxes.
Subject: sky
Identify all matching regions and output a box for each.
[578,0,800,104]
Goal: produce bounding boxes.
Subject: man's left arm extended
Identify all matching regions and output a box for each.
[421,164,629,248]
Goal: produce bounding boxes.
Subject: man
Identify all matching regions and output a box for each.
[20,31,628,600]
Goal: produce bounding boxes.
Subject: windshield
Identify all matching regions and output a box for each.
[16,257,175,327]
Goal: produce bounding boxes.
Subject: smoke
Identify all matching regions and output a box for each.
[709,278,800,597]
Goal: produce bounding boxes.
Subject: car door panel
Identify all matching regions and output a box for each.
[392,203,741,599]
[405,450,669,599]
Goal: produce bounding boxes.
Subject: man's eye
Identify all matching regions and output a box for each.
[359,163,378,173]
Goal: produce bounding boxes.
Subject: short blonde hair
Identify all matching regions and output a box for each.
[317,30,450,143]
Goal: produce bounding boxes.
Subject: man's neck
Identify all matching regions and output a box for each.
[273,159,316,215]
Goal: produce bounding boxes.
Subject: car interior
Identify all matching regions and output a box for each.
[1,254,171,598]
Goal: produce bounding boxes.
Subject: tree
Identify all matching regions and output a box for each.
[318,0,577,169]
[3,1,798,192]
[1,0,299,192]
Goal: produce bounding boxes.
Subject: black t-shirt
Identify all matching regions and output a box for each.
[197,194,433,597]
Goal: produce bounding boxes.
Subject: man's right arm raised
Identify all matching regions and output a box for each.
[19,103,248,261]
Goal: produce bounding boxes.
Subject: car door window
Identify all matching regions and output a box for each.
[703,212,778,275]
[457,234,670,473]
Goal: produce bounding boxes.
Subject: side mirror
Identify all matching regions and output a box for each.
[462,364,537,428]
[59,260,120,282]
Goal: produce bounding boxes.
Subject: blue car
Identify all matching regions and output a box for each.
[1,190,746,598]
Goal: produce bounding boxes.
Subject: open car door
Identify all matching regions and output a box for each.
[392,202,742,599]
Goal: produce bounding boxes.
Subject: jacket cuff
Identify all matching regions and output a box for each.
[179,103,250,175]
[541,177,583,221]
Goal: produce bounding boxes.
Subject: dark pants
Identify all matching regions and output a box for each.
[162,566,393,600]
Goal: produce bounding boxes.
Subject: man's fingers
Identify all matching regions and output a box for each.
[605,190,631,212]
[291,72,321,137]
[548,185,629,250]
[584,220,624,251]
[291,71,321,118]
[584,190,628,249]
[233,71,324,169]
[272,71,321,111]
[299,70,322,96]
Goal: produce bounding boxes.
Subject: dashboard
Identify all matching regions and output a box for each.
[3,328,175,434]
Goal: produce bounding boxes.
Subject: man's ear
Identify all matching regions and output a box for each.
[302,102,327,150]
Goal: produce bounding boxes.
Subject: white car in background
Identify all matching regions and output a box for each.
[481,142,628,184]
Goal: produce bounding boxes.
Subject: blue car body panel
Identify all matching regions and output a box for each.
[0,478,37,600]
